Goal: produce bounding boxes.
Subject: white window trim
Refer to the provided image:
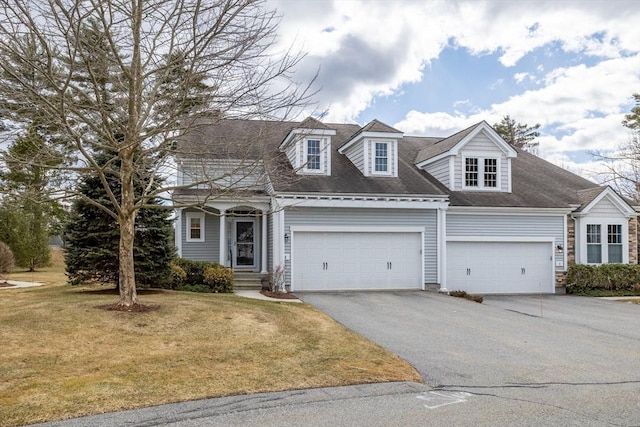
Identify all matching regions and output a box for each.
[461,156,501,190]
[185,212,206,242]
[300,137,330,175]
[369,139,397,177]
[578,218,628,264]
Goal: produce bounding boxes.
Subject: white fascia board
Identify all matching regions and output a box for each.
[475,123,518,158]
[279,128,336,151]
[415,151,453,169]
[275,196,448,210]
[575,187,637,218]
[447,235,555,243]
[447,206,572,216]
[290,225,424,233]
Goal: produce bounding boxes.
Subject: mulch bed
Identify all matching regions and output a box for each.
[95,303,160,313]
[0,281,16,288]
[260,290,298,300]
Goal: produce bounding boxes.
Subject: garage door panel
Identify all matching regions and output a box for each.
[293,231,422,291]
[447,241,553,294]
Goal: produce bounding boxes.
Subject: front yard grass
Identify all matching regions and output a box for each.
[0,249,420,426]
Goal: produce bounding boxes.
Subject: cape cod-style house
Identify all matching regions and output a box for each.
[173,117,639,294]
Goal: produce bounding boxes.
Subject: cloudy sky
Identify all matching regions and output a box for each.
[269,0,640,180]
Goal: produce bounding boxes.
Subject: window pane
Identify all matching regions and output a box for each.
[484,158,497,187]
[587,244,601,263]
[190,218,201,240]
[587,224,601,243]
[465,158,478,186]
[607,224,621,244]
[375,142,388,172]
[307,139,320,170]
[608,244,622,263]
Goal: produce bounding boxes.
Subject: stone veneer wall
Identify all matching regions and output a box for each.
[555,215,576,292]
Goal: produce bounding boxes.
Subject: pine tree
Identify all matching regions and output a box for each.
[493,115,541,153]
[64,152,174,289]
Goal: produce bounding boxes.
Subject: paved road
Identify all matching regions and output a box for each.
[35,293,640,426]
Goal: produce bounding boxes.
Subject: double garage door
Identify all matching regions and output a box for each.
[292,231,423,291]
[447,241,554,294]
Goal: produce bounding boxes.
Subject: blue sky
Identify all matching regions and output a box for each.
[271,0,640,180]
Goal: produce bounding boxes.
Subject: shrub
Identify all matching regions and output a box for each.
[203,265,234,293]
[566,264,640,295]
[169,263,187,289]
[0,241,15,274]
[449,290,483,303]
[172,258,233,293]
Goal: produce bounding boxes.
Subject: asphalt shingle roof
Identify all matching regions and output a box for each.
[176,118,605,208]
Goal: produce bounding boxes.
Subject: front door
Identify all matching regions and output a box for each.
[234,220,255,269]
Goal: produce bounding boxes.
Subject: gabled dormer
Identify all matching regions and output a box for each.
[338,119,402,177]
[414,121,517,192]
[279,117,336,176]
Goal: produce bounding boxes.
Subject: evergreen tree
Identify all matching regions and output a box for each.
[64,152,174,289]
[493,115,541,153]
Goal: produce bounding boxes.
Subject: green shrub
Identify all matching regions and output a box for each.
[0,241,15,274]
[169,263,187,289]
[203,265,234,293]
[172,258,233,293]
[566,263,640,295]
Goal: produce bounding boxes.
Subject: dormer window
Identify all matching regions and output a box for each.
[374,142,388,173]
[305,139,321,171]
[464,157,499,189]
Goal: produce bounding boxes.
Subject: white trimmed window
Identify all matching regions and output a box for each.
[305,139,321,171]
[369,140,395,176]
[464,157,499,189]
[186,212,205,242]
[586,223,625,264]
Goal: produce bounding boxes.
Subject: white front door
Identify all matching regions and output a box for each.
[234,219,256,269]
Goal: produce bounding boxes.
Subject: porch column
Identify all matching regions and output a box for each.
[261,213,268,273]
[219,213,226,266]
[437,206,448,293]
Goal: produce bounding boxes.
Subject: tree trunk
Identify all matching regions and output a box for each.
[118,150,138,307]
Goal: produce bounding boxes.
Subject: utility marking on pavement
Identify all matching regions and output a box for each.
[416,391,472,409]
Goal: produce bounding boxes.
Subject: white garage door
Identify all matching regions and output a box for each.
[447,241,554,294]
[293,232,423,291]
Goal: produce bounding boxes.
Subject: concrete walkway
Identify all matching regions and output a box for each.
[234,289,302,303]
[0,280,44,289]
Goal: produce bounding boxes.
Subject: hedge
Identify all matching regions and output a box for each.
[170,258,234,293]
[566,264,640,294]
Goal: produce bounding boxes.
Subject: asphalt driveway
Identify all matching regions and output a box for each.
[300,292,640,425]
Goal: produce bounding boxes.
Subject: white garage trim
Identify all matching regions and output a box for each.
[290,227,425,291]
[447,236,555,242]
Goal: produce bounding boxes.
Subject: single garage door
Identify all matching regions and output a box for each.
[293,231,422,291]
[447,241,554,294]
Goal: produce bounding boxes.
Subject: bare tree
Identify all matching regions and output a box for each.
[0,0,312,307]
[592,94,640,203]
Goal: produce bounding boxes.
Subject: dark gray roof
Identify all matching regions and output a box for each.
[177,118,447,197]
[414,122,482,164]
[449,149,601,208]
[176,118,609,208]
[298,116,331,130]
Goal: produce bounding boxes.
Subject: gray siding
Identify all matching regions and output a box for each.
[284,207,438,285]
[425,157,450,188]
[180,159,266,191]
[181,208,220,263]
[344,143,365,175]
[453,131,510,192]
[587,197,626,219]
[285,142,299,169]
[447,213,565,268]
[267,212,274,271]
